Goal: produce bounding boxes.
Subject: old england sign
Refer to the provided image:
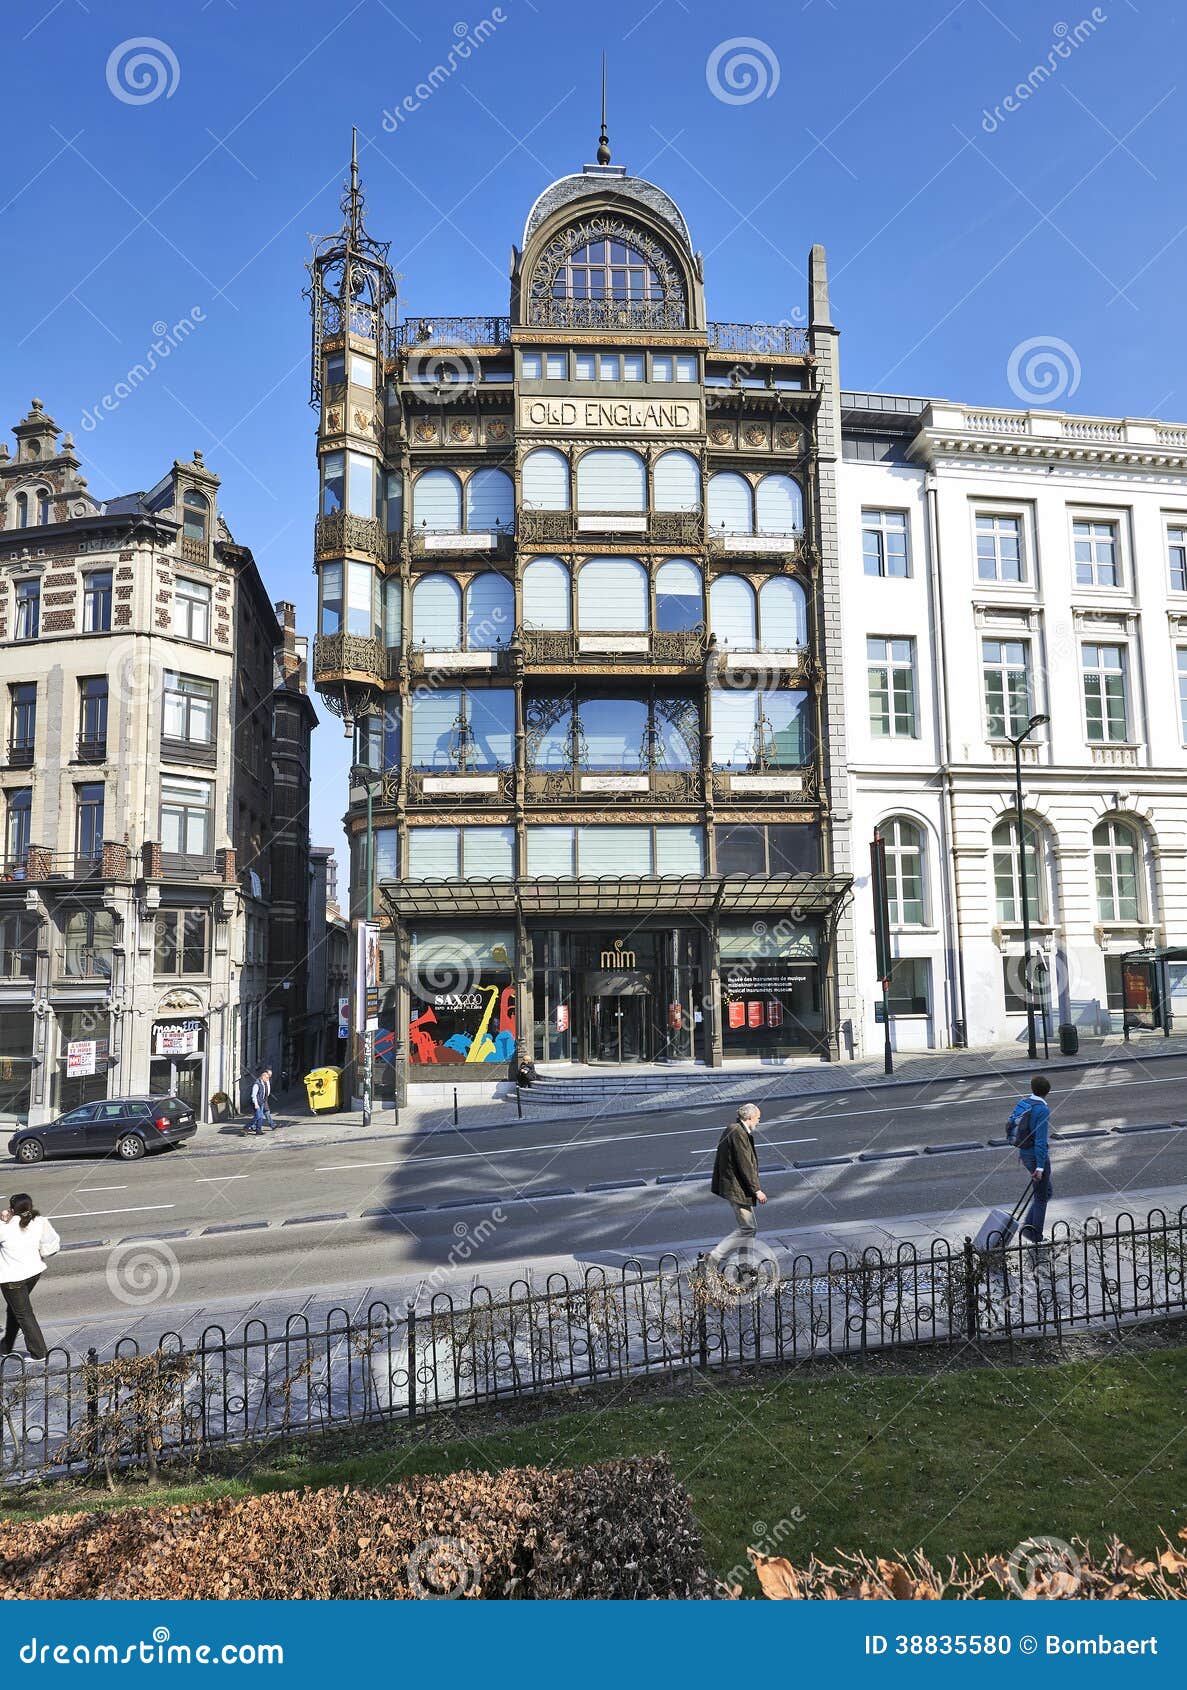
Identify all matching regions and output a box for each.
[519,396,701,434]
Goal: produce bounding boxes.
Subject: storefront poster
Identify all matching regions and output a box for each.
[356,921,380,1034]
[66,1039,97,1078]
[154,1022,200,1057]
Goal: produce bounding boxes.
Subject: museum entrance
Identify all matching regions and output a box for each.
[533,927,703,1065]
[586,993,652,1063]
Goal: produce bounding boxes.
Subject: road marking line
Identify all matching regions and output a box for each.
[51,1204,176,1221]
[77,1185,128,1192]
[194,1174,251,1183]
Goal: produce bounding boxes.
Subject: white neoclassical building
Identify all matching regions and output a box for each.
[839,395,1187,1053]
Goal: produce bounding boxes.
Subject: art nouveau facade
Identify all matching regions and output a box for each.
[840,396,1187,1051]
[308,142,855,1085]
[0,402,315,1124]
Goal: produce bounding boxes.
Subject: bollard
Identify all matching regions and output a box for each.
[453,1088,458,1127]
[516,1085,523,1119]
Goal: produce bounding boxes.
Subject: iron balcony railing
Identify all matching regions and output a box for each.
[1,1205,1182,1483]
[409,525,514,559]
[525,768,705,804]
[517,509,704,547]
[520,628,705,668]
[706,322,811,356]
[386,315,809,352]
[391,316,512,352]
[312,633,386,685]
[6,844,135,884]
[313,511,392,562]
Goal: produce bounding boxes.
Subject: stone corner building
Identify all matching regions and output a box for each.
[308,138,854,1090]
[0,400,315,1127]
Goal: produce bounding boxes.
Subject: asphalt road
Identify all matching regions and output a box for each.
[10,1056,1187,1332]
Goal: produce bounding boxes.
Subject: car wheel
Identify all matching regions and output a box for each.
[16,1138,44,1165]
[116,1133,146,1161]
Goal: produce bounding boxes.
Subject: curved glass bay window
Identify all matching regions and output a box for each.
[711,689,812,770]
[410,573,514,650]
[410,688,514,771]
[319,560,379,639]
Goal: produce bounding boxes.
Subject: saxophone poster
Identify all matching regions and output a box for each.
[408,939,516,1065]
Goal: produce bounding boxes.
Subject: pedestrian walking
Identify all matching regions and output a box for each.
[710,1103,766,1263]
[0,1194,60,1362]
[247,1067,274,1136]
[1007,1074,1052,1242]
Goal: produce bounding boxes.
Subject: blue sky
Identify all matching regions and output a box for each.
[4,0,1184,874]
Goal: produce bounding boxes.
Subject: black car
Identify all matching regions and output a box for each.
[7,1096,198,1164]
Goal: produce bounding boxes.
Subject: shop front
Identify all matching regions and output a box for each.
[719,918,825,1057]
[0,1008,35,1122]
[533,928,703,1065]
[150,1016,207,1110]
[54,1008,112,1113]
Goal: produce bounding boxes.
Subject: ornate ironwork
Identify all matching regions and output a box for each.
[518,509,575,544]
[528,298,689,332]
[520,628,705,667]
[306,134,397,407]
[410,526,514,558]
[314,511,387,559]
[180,536,208,566]
[706,529,805,561]
[707,322,811,356]
[528,216,687,329]
[392,316,511,350]
[649,510,704,545]
[406,768,514,805]
[312,632,385,682]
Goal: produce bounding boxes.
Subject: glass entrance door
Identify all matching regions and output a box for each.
[586,995,651,1063]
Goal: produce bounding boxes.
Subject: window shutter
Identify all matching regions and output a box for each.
[412,575,462,649]
[577,825,653,876]
[522,448,570,511]
[466,573,514,648]
[709,576,756,646]
[711,688,758,768]
[576,449,646,512]
[577,557,649,630]
[465,468,514,532]
[522,557,571,629]
[526,826,575,876]
[410,690,462,767]
[708,472,752,533]
[407,827,461,878]
[462,826,515,877]
[759,577,807,649]
[655,825,704,875]
[655,559,702,632]
[653,450,701,512]
[755,473,803,534]
[412,469,462,531]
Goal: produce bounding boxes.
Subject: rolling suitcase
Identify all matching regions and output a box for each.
[973,1181,1034,1253]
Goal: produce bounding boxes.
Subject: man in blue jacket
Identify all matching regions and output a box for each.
[1008,1074,1052,1241]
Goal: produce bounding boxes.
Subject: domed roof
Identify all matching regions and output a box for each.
[522,168,694,256]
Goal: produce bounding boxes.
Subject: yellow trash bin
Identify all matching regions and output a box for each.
[304,1066,343,1113]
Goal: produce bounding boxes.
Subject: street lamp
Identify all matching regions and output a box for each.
[1007,711,1050,1061]
[350,755,383,1130]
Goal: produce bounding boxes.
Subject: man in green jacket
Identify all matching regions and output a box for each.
[711,1103,767,1256]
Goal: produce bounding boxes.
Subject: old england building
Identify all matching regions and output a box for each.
[0,402,316,1125]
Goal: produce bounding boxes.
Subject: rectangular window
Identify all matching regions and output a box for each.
[347,451,375,518]
[173,577,211,643]
[1177,649,1187,742]
[407,826,460,879]
[1073,517,1121,587]
[982,637,1032,739]
[75,782,104,861]
[324,351,346,392]
[9,683,35,759]
[1081,643,1128,743]
[623,353,645,382]
[520,351,542,379]
[598,354,620,381]
[160,777,213,861]
[78,677,108,755]
[651,355,673,382]
[410,689,514,771]
[321,450,345,515]
[345,561,376,637]
[154,908,210,976]
[1169,524,1187,592]
[861,510,909,578]
[526,825,575,877]
[163,674,216,746]
[887,957,931,1017]
[349,351,374,387]
[975,512,1024,583]
[320,561,343,635]
[83,570,113,632]
[867,637,917,737]
[14,579,39,641]
[543,352,566,379]
[575,351,596,381]
[711,689,811,769]
[675,355,698,383]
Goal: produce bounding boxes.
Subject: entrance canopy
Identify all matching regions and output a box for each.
[383,872,851,921]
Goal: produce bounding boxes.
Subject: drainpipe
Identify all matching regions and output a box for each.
[924,476,968,1047]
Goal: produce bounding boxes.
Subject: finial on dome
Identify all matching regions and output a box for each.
[597,54,611,165]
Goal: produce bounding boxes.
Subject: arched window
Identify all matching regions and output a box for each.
[655,559,702,632]
[521,448,570,511]
[708,472,753,534]
[759,577,807,650]
[992,817,1047,924]
[552,236,667,303]
[466,573,514,648]
[522,557,571,630]
[653,450,701,513]
[411,575,462,650]
[183,489,209,542]
[14,492,28,529]
[577,558,649,631]
[756,473,803,535]
[36,489,51,525]
[881,818,927,927]
[412,469,462,533]
[575,448,646,513]
[1093,819,1141,922]
[709,575,756,647]
[464,468,515,533]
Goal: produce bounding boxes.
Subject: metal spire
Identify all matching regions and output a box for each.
[343,125,364,242]
[597,55,611,164]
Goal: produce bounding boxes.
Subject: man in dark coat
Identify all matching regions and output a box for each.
[711,1103,766,1253]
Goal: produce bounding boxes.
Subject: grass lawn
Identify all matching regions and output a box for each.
[5,1342,1184,1591]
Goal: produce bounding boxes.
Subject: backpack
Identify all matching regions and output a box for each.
[1007,1100,1035,1151]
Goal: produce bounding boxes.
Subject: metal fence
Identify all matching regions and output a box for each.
[2,1205,1184,1483]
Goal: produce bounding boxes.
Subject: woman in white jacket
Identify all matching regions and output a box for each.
[0,1193,60,1362]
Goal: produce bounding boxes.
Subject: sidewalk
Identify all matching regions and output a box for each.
[231,1030,1187,1153]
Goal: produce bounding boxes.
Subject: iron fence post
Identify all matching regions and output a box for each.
[962,1238,979,1341]
[696,1253,708,1370]
[406,1303,417,1422]
[84,1346,99,1473]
